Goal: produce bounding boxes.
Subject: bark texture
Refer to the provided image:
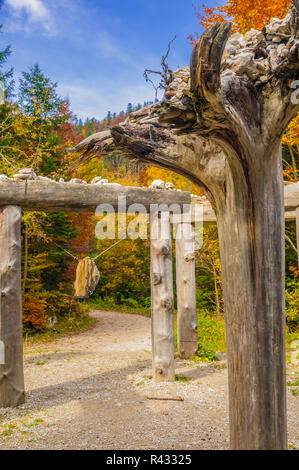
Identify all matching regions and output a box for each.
[73,7,299,449]
[150,212,175,382]
[0,206,25,408]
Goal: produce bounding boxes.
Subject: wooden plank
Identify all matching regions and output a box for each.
[0,206,25,408]
[0,180,190,213]
[175,223,198,358]
[150,211,175,382]
[284,182,299,211]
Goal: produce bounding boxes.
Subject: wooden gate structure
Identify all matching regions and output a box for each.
[0,176,192,408]
[0,176,298,445]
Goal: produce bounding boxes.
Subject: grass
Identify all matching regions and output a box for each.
[286,327,299,349]
[23,297,298,368]
[175,374,190,383]
[287,378,299,387]
[23,310,95,346]
[85,297,151,317]
[174,310,226,361]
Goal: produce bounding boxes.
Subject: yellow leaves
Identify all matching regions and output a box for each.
[283,114,299,147]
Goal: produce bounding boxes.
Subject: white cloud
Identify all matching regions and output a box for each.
[5,0,55,34]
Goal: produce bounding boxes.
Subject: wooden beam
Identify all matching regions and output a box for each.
[0,180,190,213]
[190,182,299,224]
[0,206,25,408]
[150,211,175,382]
[175,223,198,358]
[284,182,299,211]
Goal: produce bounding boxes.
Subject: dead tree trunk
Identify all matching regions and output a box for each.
[72,6,299,450]
[216,150,287,449]
[0,206,25,408]
[150,211,175,381]
[175,223,198,358]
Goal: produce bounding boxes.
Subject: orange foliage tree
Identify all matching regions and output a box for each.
[190,0,291,40]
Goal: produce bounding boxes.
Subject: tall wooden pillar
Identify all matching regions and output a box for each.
[0,206,25,407]
[175,223,198,358]
[296,206,299,269]
[150,211,174,382]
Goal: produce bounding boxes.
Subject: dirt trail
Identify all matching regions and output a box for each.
[0,310,298,450]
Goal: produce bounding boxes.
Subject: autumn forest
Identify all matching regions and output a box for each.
[0,0,298,354]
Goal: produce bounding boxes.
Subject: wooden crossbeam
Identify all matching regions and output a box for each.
[0,180,190,213]
[191,182,299,224]
[0,180,297,223]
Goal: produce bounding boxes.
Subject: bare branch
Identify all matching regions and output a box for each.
[144,36,176,100]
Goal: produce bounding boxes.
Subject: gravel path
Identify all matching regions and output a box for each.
[0,310,298,450]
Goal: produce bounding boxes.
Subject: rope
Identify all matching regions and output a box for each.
[91,237,126,261]
[48,237,126,262]
[48,239,79,261]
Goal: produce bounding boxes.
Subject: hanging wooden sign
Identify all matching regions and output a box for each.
[74,257,100,298]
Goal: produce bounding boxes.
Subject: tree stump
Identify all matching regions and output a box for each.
[0,206,25,408]
[150,211,174,381]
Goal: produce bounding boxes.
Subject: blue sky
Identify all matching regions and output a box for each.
[1,0,215,120]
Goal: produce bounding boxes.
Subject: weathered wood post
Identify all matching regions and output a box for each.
[296,206,299,269]
[0,205,25,407]
[175,222,197,358]
[150,211,175,381]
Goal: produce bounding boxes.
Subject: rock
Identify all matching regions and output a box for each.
[94,178,108,185]
[13,167,37,180]
[165,182,175,190]
[266,15,291,37]
[165,91,177,99]
[149,179,166,190]
[74,257,100,298]
[0,174,9,181]
[59,178,65,183]
[13,168,37,180]
[47,315,58,327]
[102,182,122,187]
[69,178,87,184]
[231,52,260,79]
[91,176,102,184]
[18,168,35,175]
[228,32,246,48]
[244,29,264,44]
[36,176,53,182]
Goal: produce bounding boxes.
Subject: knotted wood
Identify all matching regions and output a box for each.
[0,206,25,408]
[150,212,174,382]
[175,223,198,358]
